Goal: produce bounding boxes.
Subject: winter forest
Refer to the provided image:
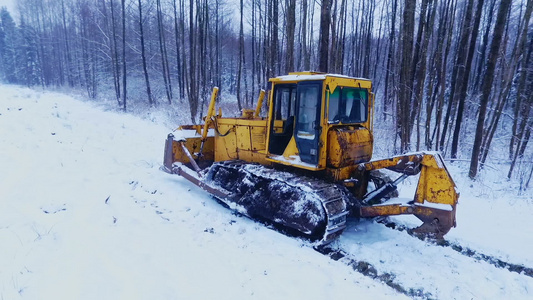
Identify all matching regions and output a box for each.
[0,0,532,184]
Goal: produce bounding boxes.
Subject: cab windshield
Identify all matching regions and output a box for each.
[328,87,368,124]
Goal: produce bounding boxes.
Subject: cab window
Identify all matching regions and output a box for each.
[274,84,296,120]
[296,84,320,138]
[328,87,368,124]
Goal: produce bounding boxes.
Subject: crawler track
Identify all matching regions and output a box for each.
[378,219,533,278]
[205,161,351,243]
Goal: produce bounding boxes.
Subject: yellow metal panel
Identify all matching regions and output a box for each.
[238,150,252,161]
[327,127,373,168]
[235,125,252,151]
[250,126,267,151]
[416,155,458,206]
[369,93,375,132]
[360,204,453,220]
[326,165,359,181]
[360,154,423,172]
[324,77,372,90]
[254,90,266,117]
[216,118,267,126]
[251,151,270,165]
[360,204,411,217]
[271,120,284,133]
[214,124,237,162]
[282,137,299,159]
[172,136,214,164]
[214,118,270,164]
[202,87,219,141]
[317,82,328,169]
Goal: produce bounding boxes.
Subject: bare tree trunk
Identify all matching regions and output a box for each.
[251,0,256,96]
[509,0,533,159]
[398,0,415,152]
[509,106,532,178]
[302,0,310,70]
[180,0,187,98]
[439,0,474,153]
[137,0,153,106]
[237,0,244,111]
[110,0,121,105]
[121,0,127,111]
[469,0,512,178]
[215,0,221,89]
[410,0,434,151]
[362,0,374,78]
[285,0,296,73]
[61,0,73,87]
[483,0,533,165]
[318,0,331,72]
[157,0,172,104]
[187,0,198,123]
[433,0,457,150]
[272,0,279,76]
[338,0,347,74]
[426,0,450,149]
[473,0,496,92]
[198,0,208,107]
[373,0,386,83]
[509,39,533,178]
[329,0,337,73]
[79,3,96,99]
[383,0,398,120]
[309,0,316,71]
[451,0,485,158]
[172,0,184,99]
[526,160,533,189]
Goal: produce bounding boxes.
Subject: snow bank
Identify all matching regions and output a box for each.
[2,84,532,300]
[0,85,404,299]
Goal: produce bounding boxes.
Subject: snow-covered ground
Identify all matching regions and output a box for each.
[1,85,532,299]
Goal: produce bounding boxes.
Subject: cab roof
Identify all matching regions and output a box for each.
[270,71,371,83]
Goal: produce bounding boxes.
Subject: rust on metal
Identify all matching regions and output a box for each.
[163,133,175,171]
[179,141,202,176]
[360,203,456,238]
[172,164,230,199]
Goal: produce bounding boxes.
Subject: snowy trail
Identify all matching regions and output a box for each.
[374,219,533,278]
[1,85,532,299]
[333,220,533,299]
[0,86,406,299]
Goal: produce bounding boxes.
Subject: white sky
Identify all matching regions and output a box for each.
[0,0,16,14]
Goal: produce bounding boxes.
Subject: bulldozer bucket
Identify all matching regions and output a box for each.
[359,153,458,238]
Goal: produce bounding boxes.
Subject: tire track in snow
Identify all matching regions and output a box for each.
[379,220,533,278]
[315,246,434,299]
[330,219,532,299]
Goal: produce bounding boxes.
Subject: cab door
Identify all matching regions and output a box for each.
[294,81,323,165]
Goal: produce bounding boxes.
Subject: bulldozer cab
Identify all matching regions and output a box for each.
[266,72,374,171]
[268,80,323,165]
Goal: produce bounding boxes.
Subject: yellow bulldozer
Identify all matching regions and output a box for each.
[163,72,458,243]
